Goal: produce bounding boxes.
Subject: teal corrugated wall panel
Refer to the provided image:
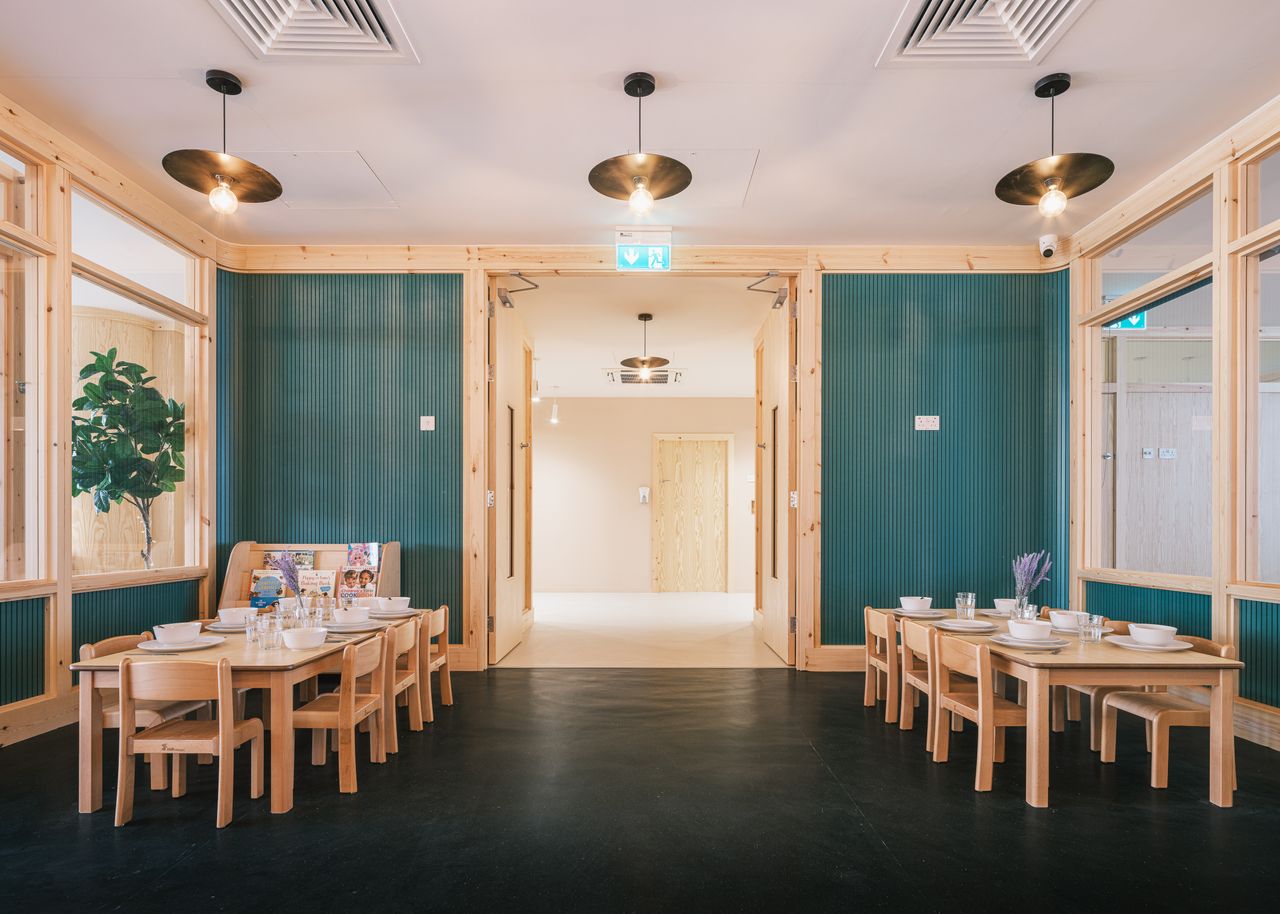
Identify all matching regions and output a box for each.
[1239,600,1280,707]
[1082,582,1211,637]
[71,581,200,683]
[217,272,464,641]
[0,598,46,705]
[820,272,1070,645]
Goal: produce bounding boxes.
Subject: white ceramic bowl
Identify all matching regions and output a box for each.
[282,627,327,650]
[154,621,203,644]
[1049,610,1088,630]
[355,597,378,608]
[333,607,370,624]
[1129,623,1177,645]
[899,596,932,612]
[382,596,411,612]
[993,598,1017,616]
[218,608,253,626]
[1007,619,1053,641]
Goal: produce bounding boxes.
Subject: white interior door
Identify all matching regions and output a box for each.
[756,290,796,664]
[488,286,530,664]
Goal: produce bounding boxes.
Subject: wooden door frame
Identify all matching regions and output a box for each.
[651,432,733,593]
[468,264,811,671]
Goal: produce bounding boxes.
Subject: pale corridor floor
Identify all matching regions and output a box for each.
[496,592,788,668]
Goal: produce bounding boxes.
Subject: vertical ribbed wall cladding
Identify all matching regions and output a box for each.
[72,581,201,681]
[0,598,46,705]
[217,272,464,641]
[1082,582,1212,637]
[1239,600,1280,707]
[820,272,1070,645]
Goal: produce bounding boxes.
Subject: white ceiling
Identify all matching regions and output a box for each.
[1,1,1279,246]
[515,275,774,398]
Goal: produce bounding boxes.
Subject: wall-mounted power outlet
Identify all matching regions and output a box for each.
[420,416,436,432]
[914,415,940,431]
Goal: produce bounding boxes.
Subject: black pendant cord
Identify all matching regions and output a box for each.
[221,91,227,155]
[1050,92,1055,157]
[637,95,644,155]
[642,319,648,358]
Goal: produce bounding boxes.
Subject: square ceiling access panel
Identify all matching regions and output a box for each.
[207,0,420,62]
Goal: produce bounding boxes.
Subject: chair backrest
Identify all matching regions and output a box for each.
[338,632,386,722]
[80,632,152,661]
[121,657,226,702]
[1181,634,1234,659]
[393,618,416,655]
[864,607,893,641]
[900,618,931,666]
[428,605,447,640]
[936,634,989,685]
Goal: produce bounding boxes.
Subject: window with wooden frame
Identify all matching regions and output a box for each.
[1244,243,1280,583]
[0,238,46,581]
[1246,145,1280,233]
[1094,188,1213,311]
[0,144,37,234]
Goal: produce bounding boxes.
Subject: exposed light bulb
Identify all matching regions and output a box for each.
[639,365,651,381]
[549,401,560,425]
[629,176,654,213]
[1038,182,1067,218]
[209,177,238,215]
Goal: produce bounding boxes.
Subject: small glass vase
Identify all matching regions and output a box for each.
[1013,596,1036,621]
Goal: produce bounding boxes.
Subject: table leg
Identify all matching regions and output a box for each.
[1209,669,1236,808]
[78,672,103,813]
[269,672,295,814]
[1025,669,1050,808]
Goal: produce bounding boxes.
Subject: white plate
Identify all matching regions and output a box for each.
[934,619,998,632]
[1105,634,1194,652]
[137,635,225,652]
[204,622,248,633]
[894,609,947,619]
[979,609,1011,618]
[369,609,419,619]
[989,633,1069,650]
[1052,626,1114,636]
[325,621,388,633]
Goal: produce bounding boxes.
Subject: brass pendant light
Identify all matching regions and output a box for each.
[620,313,669,381]
[995,73,1113,217]
[588,72,692,212]
[163,70,282,215]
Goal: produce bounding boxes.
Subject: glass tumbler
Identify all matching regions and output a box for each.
[955,592,977,620]
[257,613,283,650]
[1078,614,1105,643]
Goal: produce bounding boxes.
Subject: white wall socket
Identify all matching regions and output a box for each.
[914,415,940,431]
[419,416,436,431]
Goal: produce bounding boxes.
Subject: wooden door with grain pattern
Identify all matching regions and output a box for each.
[651,435,729,592]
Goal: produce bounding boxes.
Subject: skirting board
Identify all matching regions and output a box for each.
[805,645,865,671]
[0,693,77,747]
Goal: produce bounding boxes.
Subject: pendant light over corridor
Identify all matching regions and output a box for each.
[588,72,692,213]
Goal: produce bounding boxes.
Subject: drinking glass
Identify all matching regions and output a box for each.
[954,592,976,620]
[257,613,283,650]
[1078,614,1105,643]
[244,615,258,645]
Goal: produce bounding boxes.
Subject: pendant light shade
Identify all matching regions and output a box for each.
[620,313,670,382]
[995,73,1113,216]
[163,70,282,213]
[589,72,692,209]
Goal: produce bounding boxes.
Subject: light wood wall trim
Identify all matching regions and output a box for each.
[0,219,55,256]
[1075,253,1213,327]
[0,579,56,601]
[1228,217,1280,257]
[0,692,76,747]
[70,566,208,594]
[1226,580,1280,601]
[71,254,207,327]
[462,268,488,663]
[1077,567,1213,595]
[796,266,820,669]
[1235,698,1280,751]
[49,165,73,698]
[811,244,1069,273]
[804,645,865,671]
[0,89,216,259]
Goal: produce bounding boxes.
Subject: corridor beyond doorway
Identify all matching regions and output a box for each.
[497,593,786,668]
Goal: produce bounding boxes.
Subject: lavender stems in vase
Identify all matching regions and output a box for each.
[1011,550,1052,619]
[267,550,305,622]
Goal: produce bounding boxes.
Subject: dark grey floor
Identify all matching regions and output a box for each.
[1,669,1278,912]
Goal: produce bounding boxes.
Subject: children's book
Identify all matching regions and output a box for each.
[297,569,336,600]
[263,549,315,569]
[338,565,378,602]
[345,542,381,569]
[249,569,286,609]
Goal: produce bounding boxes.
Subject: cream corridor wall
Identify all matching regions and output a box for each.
[531,398,755,593]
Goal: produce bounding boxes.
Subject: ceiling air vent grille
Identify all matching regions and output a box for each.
[604,368,683,386]
[877,0,1093,67]
[207,0,419,62]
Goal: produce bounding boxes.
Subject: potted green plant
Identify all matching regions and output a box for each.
[71,347,185,570]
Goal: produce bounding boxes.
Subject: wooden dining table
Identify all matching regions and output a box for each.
[71,617,417,816]
[880,608,1243,809]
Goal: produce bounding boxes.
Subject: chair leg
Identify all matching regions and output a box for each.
[172,754,188,798]
[196,705,213,765]
[439,661,453,706]
[1067,689,1082,722]
[1089,692,1105,752]
[423,669,436,724]
[1145,720,1153,753]
[311,729,328,765]
[148,753,169,791]
[408,679,424,732]
[386,694,400,755]
[952,712,963,732]
[331,727,339,752]
[114,748,136,827]
[1017,681,1027,706]
[337,726,357,794]
[975,718,995,791]
[884,671,899,725]
[1150,720,1170,789]
[1099,701,1119,763]
[899,683,915,731]
[932,710,951,763]
[234,691,247,722]
[924,690,935,754]
[1051,686,1066,733]
[369,709,386,764]
[994,726,1006,764]
[250,735,264,799]
[397,691,409,708]
[216,751,234,828]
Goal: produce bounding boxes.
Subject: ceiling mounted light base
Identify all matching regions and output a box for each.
[162,69,283,209]
[995,72,1113,211]
[589,72,692,205]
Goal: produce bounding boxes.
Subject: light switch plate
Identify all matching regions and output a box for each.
[420,416,436,431]
[1159,447,1177,460]
[914,415,940,431]
[1142,448,1155,459]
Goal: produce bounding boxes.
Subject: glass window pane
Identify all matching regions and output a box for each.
[1098,190,1213,307]
[1096,278,1213,576]
[72,276,188,573]
[0,241,44,580]
[0,145,36,232]
[1257,149,1280,230]
[1256,245,1280,581]
[71,191,191,306]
